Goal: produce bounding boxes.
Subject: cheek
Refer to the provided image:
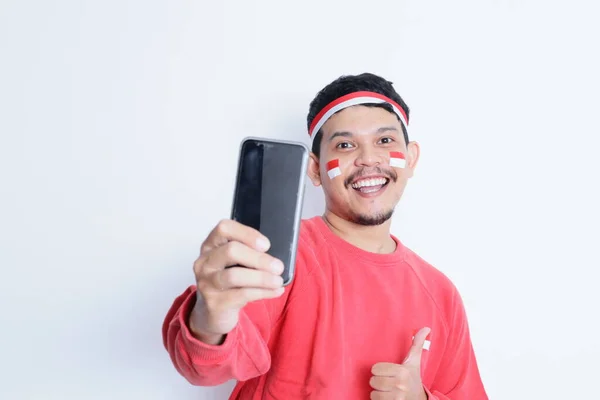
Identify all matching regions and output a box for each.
[324,158,351,181]
[389,151,407,169]
[322,158,352,198]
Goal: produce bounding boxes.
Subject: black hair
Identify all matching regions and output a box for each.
[306,73,410,158]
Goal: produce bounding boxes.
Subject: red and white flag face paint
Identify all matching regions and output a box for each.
[413,329,431,351]
[326,159,342,179]
[390,151,406,168]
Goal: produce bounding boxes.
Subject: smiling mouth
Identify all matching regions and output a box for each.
[351,177,390,193]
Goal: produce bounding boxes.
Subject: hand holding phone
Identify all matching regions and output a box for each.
[189,219,285,344]
[188,137,308,344]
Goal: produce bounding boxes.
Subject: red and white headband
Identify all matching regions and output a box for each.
[308,91,409,145]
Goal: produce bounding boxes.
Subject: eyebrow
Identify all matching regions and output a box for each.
[328,131,353,142]
[328,126,399,142]
[376,126,399,134]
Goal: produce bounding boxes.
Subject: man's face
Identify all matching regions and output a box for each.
[308,105,420,226]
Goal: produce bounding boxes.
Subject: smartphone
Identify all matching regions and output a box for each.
[230,137,309,286]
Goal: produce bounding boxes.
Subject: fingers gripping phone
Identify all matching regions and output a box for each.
[230,137,309,286]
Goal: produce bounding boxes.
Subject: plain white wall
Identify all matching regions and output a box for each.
[1,1,599,399]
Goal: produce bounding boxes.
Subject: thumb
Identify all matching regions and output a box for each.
[402,327,431,366]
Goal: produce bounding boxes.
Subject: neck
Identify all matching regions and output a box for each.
[322,210,397,254]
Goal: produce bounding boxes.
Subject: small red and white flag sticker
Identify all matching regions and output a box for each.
[390,151,406,168]
[413,329,431,351]
[326,159,342,179]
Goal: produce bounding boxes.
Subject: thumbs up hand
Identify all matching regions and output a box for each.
[369,327,431,400]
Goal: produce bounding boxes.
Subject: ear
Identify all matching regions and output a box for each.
[406,141,420,178]
[307,153,322,187]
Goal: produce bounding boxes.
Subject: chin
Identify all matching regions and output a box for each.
[349,209,394,226]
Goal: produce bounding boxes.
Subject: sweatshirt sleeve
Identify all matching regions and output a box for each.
[162,284,287,386]
[424,288,489,400]
[161,237,313,387]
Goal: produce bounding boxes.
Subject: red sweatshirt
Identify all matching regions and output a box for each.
[163,216,488,399]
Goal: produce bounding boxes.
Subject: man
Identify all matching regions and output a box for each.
[162,73,489,399]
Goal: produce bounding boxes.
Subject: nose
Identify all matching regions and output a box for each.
[354,146,384,167]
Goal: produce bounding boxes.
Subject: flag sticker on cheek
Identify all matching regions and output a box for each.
[326,159,342,179]
[390,151,407,168]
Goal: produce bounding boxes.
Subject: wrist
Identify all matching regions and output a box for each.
[187,304,226,345]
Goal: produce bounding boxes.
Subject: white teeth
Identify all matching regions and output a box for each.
[351,178,387,189]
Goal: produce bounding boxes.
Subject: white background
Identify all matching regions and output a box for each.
[1,1,599,399]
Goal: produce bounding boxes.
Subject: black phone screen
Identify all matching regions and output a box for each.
[231,138,307,285]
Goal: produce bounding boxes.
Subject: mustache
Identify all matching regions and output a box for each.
[344,166,398,187]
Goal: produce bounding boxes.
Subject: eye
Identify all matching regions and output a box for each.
[379,137,394,144]
[336,141,354,149]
